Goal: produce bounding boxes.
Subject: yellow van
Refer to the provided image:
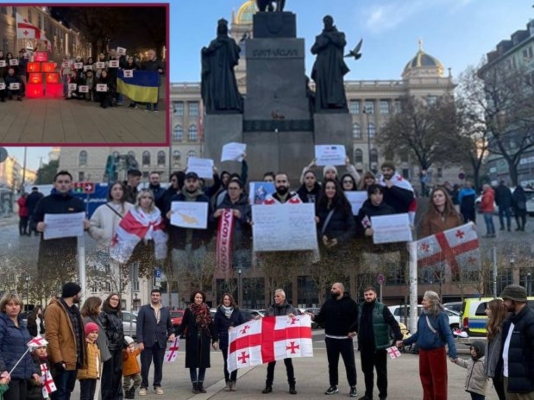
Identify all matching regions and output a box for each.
[461,297,534,337]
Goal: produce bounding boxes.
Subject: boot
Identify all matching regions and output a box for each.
[262,385,273,394]
[289,384,297,395]
[230,381,236,391]
[225,381,230,391]
[192,382,199,394]
[198,382,206,393]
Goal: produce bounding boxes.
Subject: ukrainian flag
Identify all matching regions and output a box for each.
[117,70,160,103]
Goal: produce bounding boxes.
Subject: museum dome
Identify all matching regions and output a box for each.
[402,40,444,78]
[235,0,258,24]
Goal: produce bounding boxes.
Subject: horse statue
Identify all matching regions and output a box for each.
[256,0,286,12]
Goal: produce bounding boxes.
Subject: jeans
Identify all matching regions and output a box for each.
[498,206,512,230]
[79,379,97,400]
[51,369,77,400]
[189,367,206,382]
[221,347,238,382]
[266,358,295,386]
[360,347,388,399]
[484,213,496,235]
[325,337,357,387]
[492,374,506,400]
[469,392,485,400]
[140,344,166,388]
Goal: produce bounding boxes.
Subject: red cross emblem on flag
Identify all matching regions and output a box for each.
[420,242,431,252]
[240,325,251,334]
[387,346,401,359]
[27,336,48,349]
[455,229,465,239]
[286,341,300,354]
[40,364,56,397]
[164,338,180,363]
[238,351,250,364]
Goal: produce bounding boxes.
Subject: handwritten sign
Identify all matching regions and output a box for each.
[9,83,20,90]
[0,60,6,67]
[43,212,85,240]
[170,201,208,229]
[74,62,83,69]
[78,85,89,93]
[315,145,346,166]
[344,191,368,215]
[117,47,127,55]
[123,69,133,78]
[186,157,214,179]
[96,84,108,92]
[9,59,19,66]
[0,83,5,90]
[83,65,93,71]
[221,142,246,162]
[252,204,318,251]
[61,61,70,68]
[108,60,119,68]
[96,62,105,69]
[371,213,412,244]
[248,182,275,205]
[68,83,77,91]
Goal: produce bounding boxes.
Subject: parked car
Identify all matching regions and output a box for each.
[122,310,137,338]
[475,186,534,214]
[170,309,185,329]
[443,302,462,314]
[388,305,461,332]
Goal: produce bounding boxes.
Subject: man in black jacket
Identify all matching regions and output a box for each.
[142,49,164,112]
[148,171,165,211]
[124,169,142,204]
[495,180,513,232]
[311,282,358,398]
[500,284,534,397]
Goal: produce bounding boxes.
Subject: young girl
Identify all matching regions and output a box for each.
[27,346,48,400]
[451,340,488,400]
[122,336,142,399]
[77,323,101,400]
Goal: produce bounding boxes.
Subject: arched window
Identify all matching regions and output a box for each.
[354,149,363,163]
[157,151,166,166]
[79,150,87,166]
[172,150,181,165]
[142,151,150,166]
[370,148,378,163]
[188,125,198,142]
[368,123,376,138]
[187,150,196,158]
[352,123,361,139]
[173,125,183,142]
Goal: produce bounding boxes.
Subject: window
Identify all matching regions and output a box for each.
[354,148,363,163]
[38,13,42,29]
[394,100,401,114]
[379,100,389,114]
[142,151,151,166]
[27,9,32,23]
[523,47,533,60]
[368,123,376,138]
[91,285,98,294]
[188,125,198,142]
[79,150,87,166]
[349,100,360,114]
[0,7,7,14]
[173,125,183,142]
[188,102,199,117]
[172,150,181,165]
[157,151,165,166]
[370,148,378,163]
[187,150,196,158]
[427,95,437,105]
[11,7,17,18]
[352,123,361,139]
[364,100,374,114]
[402,168,410,179]
[173,101,184,116]
[78,172,85,181]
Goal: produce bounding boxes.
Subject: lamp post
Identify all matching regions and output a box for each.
[527,272,532,296]
[25,275,30,310]
[363,107,372,172]
[510,256,515,285]
[237,268,243,308]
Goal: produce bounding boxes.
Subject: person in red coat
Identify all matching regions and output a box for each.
[480,184,496,238]
[17,193,29,236]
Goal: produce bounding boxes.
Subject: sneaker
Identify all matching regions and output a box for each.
[139,388,147,396]
[325,386,338,395]
[155,386,163,395]
[350,386,358,397]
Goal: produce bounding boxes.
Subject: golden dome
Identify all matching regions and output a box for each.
[236,0,257,24]
[402,39,444,78]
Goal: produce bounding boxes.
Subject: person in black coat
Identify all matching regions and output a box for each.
[99,293,124,400]
[141,49,164,112]
[176,290,218,394]
[296,170,322,204]
[512,185,527,231]
[97,69,114,109]
[26,187,44,235]
[213,293,245,391]
[495,180,513,232]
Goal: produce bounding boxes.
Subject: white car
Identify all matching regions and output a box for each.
[388,305,460,332]
[122,311,137,338]
[475,186,534,215]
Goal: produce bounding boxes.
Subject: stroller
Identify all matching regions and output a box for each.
[398,322,415,353]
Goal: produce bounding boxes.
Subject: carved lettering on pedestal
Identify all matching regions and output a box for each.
[251,48,299,58]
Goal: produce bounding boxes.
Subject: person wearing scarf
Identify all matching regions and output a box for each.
[214,293,245,391]
[176,291,218,394]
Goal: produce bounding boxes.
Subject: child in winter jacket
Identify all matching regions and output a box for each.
[27,345,50,400]
[451,340,488,400]
[77,322,101,400]
[122,336,142,399]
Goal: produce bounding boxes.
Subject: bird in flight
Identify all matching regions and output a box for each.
[344,39,363,60]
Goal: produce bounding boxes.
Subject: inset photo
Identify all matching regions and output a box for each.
[0,4,168,144]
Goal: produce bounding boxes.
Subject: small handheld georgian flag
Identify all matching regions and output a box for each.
[164,338,180,363]
[27,336,48,349]
[386,346,401,359]
[40,363,56,398]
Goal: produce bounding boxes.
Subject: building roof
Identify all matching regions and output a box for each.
[235,0,257,24]
[402,39,444,78]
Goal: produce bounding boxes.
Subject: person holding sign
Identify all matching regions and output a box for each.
[300,157,360,186]
[4,67,22,101]
[60,54,74,96]
[97,69,115,109]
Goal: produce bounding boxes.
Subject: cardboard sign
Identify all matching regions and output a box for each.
[0,60,5,67]
[62,61,70,68]
[9,59,19,66]
[123,69,133,78]
[68,83,77,91]
[78,85,89,93]
[96,62,105,69]
[0,83,5,90]
[9,83,20,90]
[117,47,127,55]
[74,62,83,69]
[108,60,119,68]
[96,83,108,92]
[83,65,93,71]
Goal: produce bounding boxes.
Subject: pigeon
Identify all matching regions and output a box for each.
[344,39,363,60]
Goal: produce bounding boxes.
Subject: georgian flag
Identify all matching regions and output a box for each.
[40,363,56,398]
[379,172,417,224]
[387,346,401,359]
[110,207,168,263]
[227,315,313,373]
[16,13,51,51]
[416,222,480,277]
[164,338,180,363]
[27,336,48,349]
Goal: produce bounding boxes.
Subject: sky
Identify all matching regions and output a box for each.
[3,0,533,170]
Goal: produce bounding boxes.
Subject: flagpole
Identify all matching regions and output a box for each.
[8,348,30,376]
[408,241,418,334]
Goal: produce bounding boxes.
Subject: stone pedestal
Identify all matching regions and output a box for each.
[203,114,244,175]
[313,113,353,152]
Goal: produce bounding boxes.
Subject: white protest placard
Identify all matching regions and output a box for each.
[248,182,275,205]
[252,203,318,252]
[96,62,105,69]
[96,84,108,92]
[83,65,93,71]
[123,69,133,78]
[170,201,208,229]
[9,83,20,90]
[186,157,214,179]
[117,47,127,55]
[371,213,412,244]
[61,61,70,68]
[108,60,119,68]
[0,60,6,67]
[0,83,5,90]
[78,85,89,93]
[221,142,246,162]
[315,145,346,166]
[74,62,83,69]
[43,212,85,240]
[344,191,368,215]
[9,59,19,66]
[68,83,77,91]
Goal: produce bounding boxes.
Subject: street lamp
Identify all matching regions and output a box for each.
[363,107,373,172]
[527,272,532,296]
[24,275,30,310]
[237,268,243,308]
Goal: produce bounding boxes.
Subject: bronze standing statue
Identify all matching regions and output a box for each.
[201,19,243,114]
[311,15,350,112]
[256,0,285,12]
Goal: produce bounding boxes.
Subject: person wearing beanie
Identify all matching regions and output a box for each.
[500,284,534,396]
[77,322,101,400]
[44,281,87,399]
[451,340,487,399]
[122,336,142,399]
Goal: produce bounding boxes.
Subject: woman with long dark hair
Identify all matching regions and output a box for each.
[100,293,124,400]
[484,299,507,400]
[214,293,244,391]
[177,290,218,394]
[419,187,463,238]
[26,305,44,337]
[81,296,112,364]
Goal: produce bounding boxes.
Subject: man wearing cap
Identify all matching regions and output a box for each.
[45,282,87,400]
[124,169,142,204]
[166,171,213,275]
[500,284,534,398]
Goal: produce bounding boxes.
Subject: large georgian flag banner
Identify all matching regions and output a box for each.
[16,13,51,51]
[227,315,313,373]
[416,222,480,276]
